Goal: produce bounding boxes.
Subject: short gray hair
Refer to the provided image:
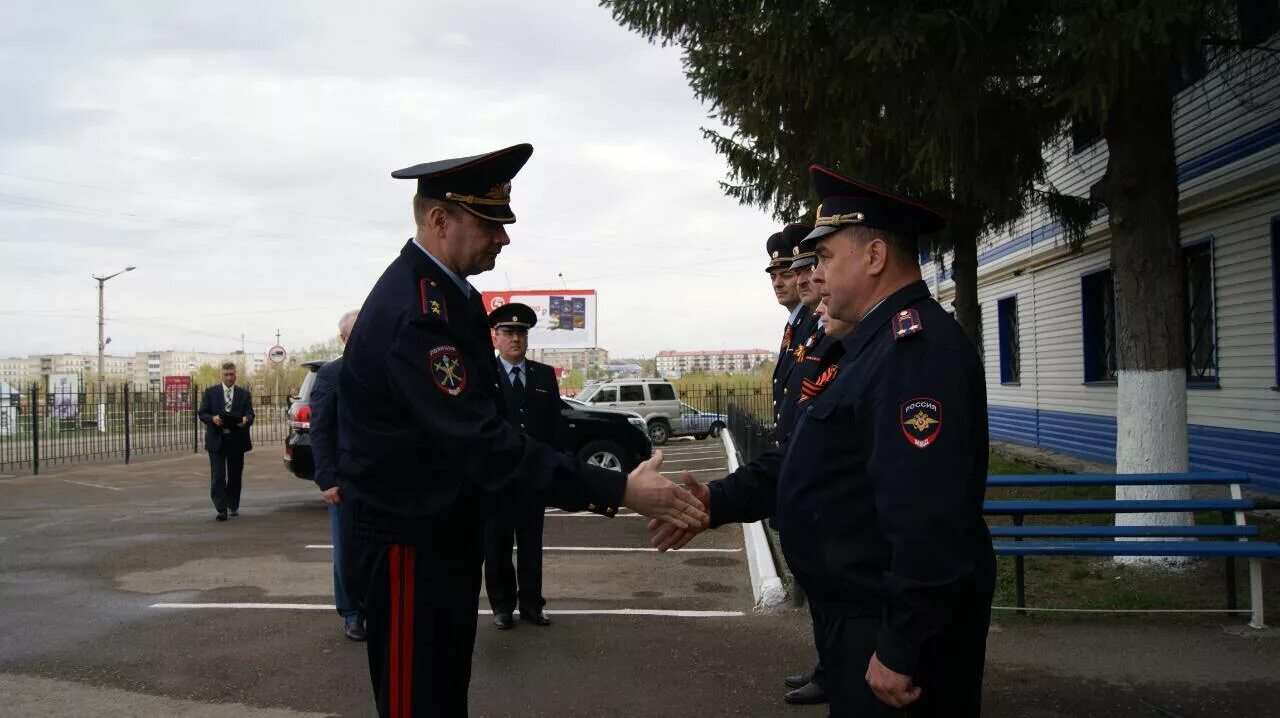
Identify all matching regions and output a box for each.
[338,309,359,340]
[220,361,236,371]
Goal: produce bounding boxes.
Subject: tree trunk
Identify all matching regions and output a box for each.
[1090,58,1191,546]
[949,222,982,351]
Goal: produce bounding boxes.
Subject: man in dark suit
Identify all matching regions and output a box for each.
[308,309,366,641]
[197,361,255,521]
[484,302,567,630]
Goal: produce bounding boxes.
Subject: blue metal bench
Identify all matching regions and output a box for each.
[983,471,1278,628]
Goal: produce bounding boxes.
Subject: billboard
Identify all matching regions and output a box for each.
[163,376,193,411]
[49,373,79,418]
[480,289,597,349]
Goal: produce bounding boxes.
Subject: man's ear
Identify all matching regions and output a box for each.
[865,236,889,276]
[425,205,451,238]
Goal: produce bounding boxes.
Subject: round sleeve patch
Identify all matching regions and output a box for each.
[900,397,942,448]
[429,345,467,396]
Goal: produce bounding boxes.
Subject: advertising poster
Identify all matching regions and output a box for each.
[481,290,597,349]
[49,373,79,419]
[164,375,193,411]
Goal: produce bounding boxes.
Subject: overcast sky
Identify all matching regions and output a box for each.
[0,0,788,361]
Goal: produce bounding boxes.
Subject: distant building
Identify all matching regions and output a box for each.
[655,349,772,376]
[0,354,135,388]
[133,350,264,390]
[526,347,609,372]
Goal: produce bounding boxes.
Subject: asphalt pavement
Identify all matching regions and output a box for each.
[2,439,1279,716]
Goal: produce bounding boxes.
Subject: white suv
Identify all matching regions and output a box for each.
[577,379,682,445]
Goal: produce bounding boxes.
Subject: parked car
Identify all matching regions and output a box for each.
[575,378,683,446]
[283,361,652,480]
[560,397,652,472]
[672,402,727,440]
[282,359,326,479]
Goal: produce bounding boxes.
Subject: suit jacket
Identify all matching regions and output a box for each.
[335,239,626,544]
[498,358,567,448]
[197,384,255,454]
[309,357,343,491]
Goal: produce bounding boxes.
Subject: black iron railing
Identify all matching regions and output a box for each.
[0,383,292,475]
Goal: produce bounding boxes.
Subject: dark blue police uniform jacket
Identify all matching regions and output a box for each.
[775,326,845,444]
[772,305,814,431]
[309,357,342,492]
[709,280,995,677]
[498,358,568,500]
[336,240,625,544]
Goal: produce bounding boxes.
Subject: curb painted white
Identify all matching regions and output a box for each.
[721,430,788,612]
[1115,368,1192,565]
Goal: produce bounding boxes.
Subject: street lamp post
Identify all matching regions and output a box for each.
[93,266,136,396]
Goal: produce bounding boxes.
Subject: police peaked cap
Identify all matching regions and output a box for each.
[800,165,946,250]
[784,223,817,269]
[488,302,538,330]
[393,143,533,224]
[765,223,811,273]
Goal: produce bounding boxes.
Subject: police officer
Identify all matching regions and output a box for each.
[337,143,706,717]
[484,303,563,630]
[766,225,809,426]
[654,165,996,717]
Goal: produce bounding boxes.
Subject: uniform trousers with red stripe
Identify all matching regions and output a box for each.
[342,505,486,718]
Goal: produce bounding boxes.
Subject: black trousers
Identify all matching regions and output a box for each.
[342,506,486,718]
[482,496,546,615]
[208,449,245,513]
[810,599,991,717]
[807,602,828,690]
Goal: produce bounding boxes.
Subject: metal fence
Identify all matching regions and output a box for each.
[674,382,775,463]
[0,383,291,475]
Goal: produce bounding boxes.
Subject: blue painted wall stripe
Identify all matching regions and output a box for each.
[975,118,1280,269]
[989,404,1280,495]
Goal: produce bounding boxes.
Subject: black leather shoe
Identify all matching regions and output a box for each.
[493,612,515,630]
[215,512,228,522]
[784,672,812,689]
[229,509,239,517]
[344,619,367,642]
[784,681,828,705]
[521,608,552,626]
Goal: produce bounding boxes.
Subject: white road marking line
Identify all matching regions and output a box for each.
[151,602,744,617]
[63,480,123,492]
[544,512,646,518]
[305,544,741,553]
[661,467,726,474]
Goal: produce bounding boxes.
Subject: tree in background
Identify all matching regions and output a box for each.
[602,0,1083,344]
[191,363,221,388]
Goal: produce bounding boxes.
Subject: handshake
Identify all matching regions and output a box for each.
[621,450,712,551]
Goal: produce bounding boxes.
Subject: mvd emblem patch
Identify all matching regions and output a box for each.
[429,345,466,396]
[900,397,942,448]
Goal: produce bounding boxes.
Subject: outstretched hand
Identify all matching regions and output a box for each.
[623,451,707,530]
[647,471,710,551]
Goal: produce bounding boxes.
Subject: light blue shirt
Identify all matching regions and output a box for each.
[498,356,528,385]
[787,303,804,324]
[411,240,472,297]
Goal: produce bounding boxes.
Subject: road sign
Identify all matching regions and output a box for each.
[267,345,287,365]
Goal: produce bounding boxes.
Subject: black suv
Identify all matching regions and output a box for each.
[284,361,652,479]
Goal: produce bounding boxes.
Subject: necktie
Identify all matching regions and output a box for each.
[224,387,233,412]
[511,366,525,395]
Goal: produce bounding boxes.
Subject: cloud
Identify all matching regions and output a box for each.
[0,0,787,362]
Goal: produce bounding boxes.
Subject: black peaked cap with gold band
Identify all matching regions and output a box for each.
[784,223,817,270]
[800,165,946,251]
[488,302,538,330]
[392,143,533,224]
[764,223,810,273]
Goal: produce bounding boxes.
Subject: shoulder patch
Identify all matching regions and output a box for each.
[419,278,448,322]
[891,308,922,341]
[429,345,466,396]
[900,397,942,448]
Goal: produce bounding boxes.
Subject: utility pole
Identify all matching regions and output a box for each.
[93,266,136,395]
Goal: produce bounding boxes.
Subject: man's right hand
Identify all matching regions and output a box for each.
[622,451,707,530]
[321,487,341,506]
[648,471,710,551]
[212,415,224,427]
